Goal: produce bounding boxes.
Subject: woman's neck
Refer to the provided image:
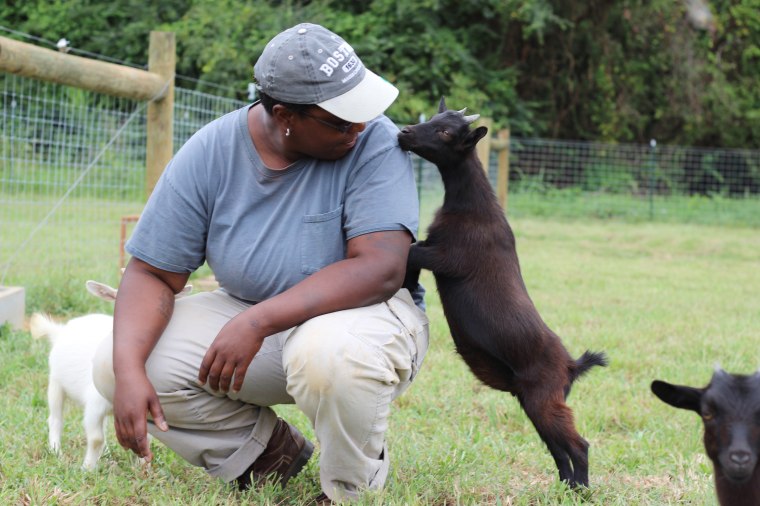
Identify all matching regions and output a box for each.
[247,104,300,170]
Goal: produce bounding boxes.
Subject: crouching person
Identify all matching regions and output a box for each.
[92,23,428,503]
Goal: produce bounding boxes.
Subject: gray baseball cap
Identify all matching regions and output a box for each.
[253,23,399,123]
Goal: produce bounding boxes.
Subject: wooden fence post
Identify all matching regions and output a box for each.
[476,117,493,176]
[475,118,510,210]
[497,128,510,209]
[145,31,175,198]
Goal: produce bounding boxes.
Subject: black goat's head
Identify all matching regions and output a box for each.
[397,97,488,166]
[651,368,760,484]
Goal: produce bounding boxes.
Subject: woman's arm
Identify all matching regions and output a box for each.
[111,258,190,460]
[198,229,412,393]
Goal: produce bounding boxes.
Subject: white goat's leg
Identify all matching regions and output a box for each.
[81,394,110,470]
[47,379,65,454]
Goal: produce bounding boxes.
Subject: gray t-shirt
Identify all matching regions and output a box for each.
[127,103,424,307]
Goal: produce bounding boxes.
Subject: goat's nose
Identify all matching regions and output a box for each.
[729,451,752,465]
[401,126,412,134]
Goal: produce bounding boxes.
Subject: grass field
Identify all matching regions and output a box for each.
[506,190,760,228]
[3,181,760,314]
[2,216,758,505]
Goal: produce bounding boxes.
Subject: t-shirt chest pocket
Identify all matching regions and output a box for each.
[301,205,345,275]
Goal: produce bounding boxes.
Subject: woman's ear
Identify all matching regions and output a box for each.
[271,104,296,126]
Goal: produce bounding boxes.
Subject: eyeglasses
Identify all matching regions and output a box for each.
[300,110,355,134]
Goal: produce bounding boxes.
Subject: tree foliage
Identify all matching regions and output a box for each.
[2,0,758,147]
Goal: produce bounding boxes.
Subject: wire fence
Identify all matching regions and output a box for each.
[500,138,760,225]
[0,73,246,313]
[2,71,760,313]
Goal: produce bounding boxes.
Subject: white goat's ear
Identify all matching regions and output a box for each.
[464,114,480,124]
[438,96,447,113]
[85,280,118,302]
[176,285,193,299]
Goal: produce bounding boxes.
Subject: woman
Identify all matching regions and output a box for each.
[93,23,428,502]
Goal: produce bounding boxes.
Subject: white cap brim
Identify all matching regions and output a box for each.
[317,69,399,123]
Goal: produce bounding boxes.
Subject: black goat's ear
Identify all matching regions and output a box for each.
[463,126,489,150]
[651,380,703,413]
[438,96,447,113]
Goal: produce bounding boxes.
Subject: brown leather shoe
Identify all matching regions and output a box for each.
[235,418,314,491]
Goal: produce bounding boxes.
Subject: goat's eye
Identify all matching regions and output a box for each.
[702,406,719,421]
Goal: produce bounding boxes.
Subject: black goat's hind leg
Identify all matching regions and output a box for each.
[520,393,589,487]
[569,436,590,487]
[541,433,574,484]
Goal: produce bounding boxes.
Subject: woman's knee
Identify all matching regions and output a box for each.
[283,314,400,406]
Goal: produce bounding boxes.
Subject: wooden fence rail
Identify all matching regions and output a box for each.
[0,33,510,207]
[0,32,175,198]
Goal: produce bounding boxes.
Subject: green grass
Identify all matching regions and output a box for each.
[0,193,215,316]
[3,185,760,314]
[3,216,759,504]
[506,189,760,227]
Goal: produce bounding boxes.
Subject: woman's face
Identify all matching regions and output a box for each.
[290,107,367,161]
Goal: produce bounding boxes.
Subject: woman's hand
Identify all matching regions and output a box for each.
[112,370,169,461]
[198,313,266,393]
[197,230,413,393]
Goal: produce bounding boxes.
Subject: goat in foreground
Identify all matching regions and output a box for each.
[651,369,760,506]
[31,310,113,469]
[398,98,607,487]
[31,280,192,469]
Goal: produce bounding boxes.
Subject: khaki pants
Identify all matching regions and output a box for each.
[93,288,428,501]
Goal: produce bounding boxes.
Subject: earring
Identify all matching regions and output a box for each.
[285,128,291,137]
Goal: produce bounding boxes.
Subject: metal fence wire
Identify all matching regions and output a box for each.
[2,72,760,312]
[0,74,249,312]
[496,138,760,224]
[507,138,760,197]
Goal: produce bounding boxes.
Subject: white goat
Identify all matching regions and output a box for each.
[31,280,192,469]
[31,311,113,469]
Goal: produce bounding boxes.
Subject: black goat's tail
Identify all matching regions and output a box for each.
[571,350,608,383]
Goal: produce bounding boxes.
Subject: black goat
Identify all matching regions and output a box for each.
[652,369,760,506]
[398,98,607,488]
